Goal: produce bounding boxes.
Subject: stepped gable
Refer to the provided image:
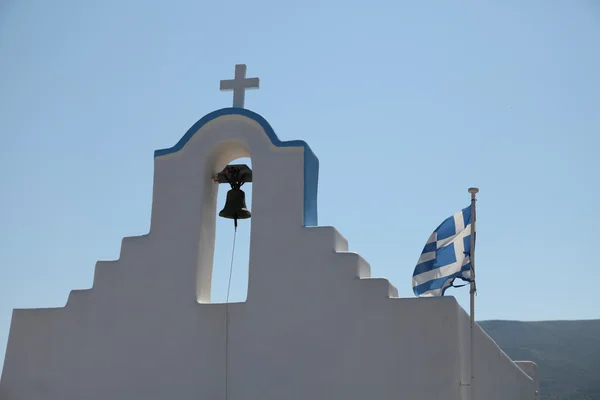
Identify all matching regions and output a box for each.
[0,64,536,400]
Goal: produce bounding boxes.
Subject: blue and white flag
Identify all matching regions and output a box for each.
[412,205,474,297]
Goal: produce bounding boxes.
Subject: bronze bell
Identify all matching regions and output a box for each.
[219,187,251,220]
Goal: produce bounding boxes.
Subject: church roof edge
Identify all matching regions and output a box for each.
[153,107,319,227]
[154,107,313,159]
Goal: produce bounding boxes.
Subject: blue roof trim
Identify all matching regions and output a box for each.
[154,107,319,227]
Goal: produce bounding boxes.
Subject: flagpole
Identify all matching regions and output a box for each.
[468,187,478,400]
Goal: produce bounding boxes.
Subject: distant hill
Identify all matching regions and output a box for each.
[480,319,600,400]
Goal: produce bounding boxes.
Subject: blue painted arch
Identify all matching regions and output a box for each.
[154,108,319,227]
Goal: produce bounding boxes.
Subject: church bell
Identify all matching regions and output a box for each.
[219,187,251,220]
[214,164,252,226]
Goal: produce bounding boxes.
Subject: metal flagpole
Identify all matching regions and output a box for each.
[468,187,479,400]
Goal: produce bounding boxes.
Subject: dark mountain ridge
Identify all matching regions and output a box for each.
[480,319,600,400]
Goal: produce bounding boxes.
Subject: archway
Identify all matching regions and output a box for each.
[211,157,252,303]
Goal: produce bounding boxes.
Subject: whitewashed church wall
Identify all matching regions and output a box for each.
[515,361,539,400]
[0,109,536,400]
[456,307,536,400]
[1,292,473,399]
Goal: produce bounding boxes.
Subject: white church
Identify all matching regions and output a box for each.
[0,65,539,400]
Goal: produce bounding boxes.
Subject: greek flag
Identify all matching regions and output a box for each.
[412,205,474,297]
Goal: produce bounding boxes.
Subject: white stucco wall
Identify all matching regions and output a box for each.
[457,307,535,400]
[0,108,536,400]
[515,361,540,400]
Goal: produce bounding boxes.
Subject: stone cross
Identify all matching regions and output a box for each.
[220,64,259,108]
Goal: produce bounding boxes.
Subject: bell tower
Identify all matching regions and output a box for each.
[148,64,319,303]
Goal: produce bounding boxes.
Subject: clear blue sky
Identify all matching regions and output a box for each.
[1,0,599,369]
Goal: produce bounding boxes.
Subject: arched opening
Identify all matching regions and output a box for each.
[211,157,252,303]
